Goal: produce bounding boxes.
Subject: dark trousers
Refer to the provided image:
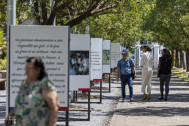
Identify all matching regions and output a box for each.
[120,74,133,99]
[160,74,171,98]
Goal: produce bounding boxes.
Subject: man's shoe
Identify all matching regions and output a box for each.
[164,98,168,101]
[122,98,126,102]
[158,97,164,100]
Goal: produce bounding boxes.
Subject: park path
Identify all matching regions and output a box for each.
[109,68,189,126]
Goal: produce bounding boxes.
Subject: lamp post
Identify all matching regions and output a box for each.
[6,0,16,116]
[7,0,16,40]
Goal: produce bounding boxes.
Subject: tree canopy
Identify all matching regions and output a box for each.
[16,0,123,26]
[0,0,188,49]
[72,0,156,48]
[0,0,156,48]
[0,0,7,33]
[141,0,189,50]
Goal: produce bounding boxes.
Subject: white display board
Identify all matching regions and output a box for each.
[184,51,187,69]
[70,34,90,91]
[90,38,103,81]
[103,40,111,74]
[111,43,121,68]
[9,25,69,110]
[135,45,141,67]
[120,46,124,59]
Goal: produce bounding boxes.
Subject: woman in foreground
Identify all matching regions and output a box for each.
[5,57,59,126]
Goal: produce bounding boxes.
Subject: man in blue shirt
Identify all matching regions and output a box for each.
[117,49,136,102]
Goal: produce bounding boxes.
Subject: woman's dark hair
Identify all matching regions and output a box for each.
[26,57,47,81]
[162,48,172,61]
[142,45,152,52]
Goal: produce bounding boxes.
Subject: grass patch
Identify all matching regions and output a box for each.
[184,77,189,82]
[172,68,189,82]
[172,71,182,74]
[178,75,188,79]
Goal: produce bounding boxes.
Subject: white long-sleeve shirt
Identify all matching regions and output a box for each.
[140,52,154,69]
[140,52,153,93]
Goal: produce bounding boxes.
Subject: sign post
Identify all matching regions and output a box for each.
[91,38,103,103]
[8,25,70,125]
[69,34,91,121]
[111,43,121,69]
[6,0,16,115]
[103,40,111,93]
[70,34,90,91]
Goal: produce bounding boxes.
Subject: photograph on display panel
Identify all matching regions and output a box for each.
[70,51,89,75]
[103,50,110,65]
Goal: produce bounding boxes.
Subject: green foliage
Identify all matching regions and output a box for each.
[0,59,7,70]
[0,0,7,32]
[141,0,189,50]
[1,0,188,51]
[172,68,189,82]
[14,0,125,26]
[129,51,133,58]
[72,0,156,48]
[0,29,7,70]
[1,0,155,49]
[0,29,7,57]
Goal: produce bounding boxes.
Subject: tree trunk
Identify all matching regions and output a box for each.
[171,50,175,67]
[186,48,189,72]
[34,1,40,24]
[176,49,179,68]
[179,49,183,68]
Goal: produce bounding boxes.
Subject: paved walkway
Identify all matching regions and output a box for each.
[0,82,121,126]
[109,69,189,126]
[1,68,189,126]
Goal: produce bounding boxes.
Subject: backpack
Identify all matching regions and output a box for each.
[129,58,135,80]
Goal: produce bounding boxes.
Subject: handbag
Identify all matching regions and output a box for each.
[157,58,161,78]
[129,58,135,80]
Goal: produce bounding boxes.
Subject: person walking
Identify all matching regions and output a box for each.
[5,57,59,126]
[117,49,136,102]
[140,45,154,101]
[157,49,173,101]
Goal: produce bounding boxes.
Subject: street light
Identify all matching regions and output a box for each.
[6,0,16,115]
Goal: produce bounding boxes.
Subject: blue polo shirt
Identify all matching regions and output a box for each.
[117,58,135,75]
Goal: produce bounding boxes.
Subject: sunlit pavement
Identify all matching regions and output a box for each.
[109,69,189,126]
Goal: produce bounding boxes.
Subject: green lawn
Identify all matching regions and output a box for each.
[172,68,189,82]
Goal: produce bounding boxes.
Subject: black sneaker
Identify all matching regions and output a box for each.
[164,98,168,101]
[130,98,135,102]
[158,97,164,100]
[122,98,126,102]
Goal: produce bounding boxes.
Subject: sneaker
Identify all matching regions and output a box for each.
[130,98,135,102]
[122,98,126,102]
[164,98,168,101]
[158,97,164,100]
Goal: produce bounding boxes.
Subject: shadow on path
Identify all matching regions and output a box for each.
[0,106,6,119]
[131,93,189,103]
[115,106,189,117]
